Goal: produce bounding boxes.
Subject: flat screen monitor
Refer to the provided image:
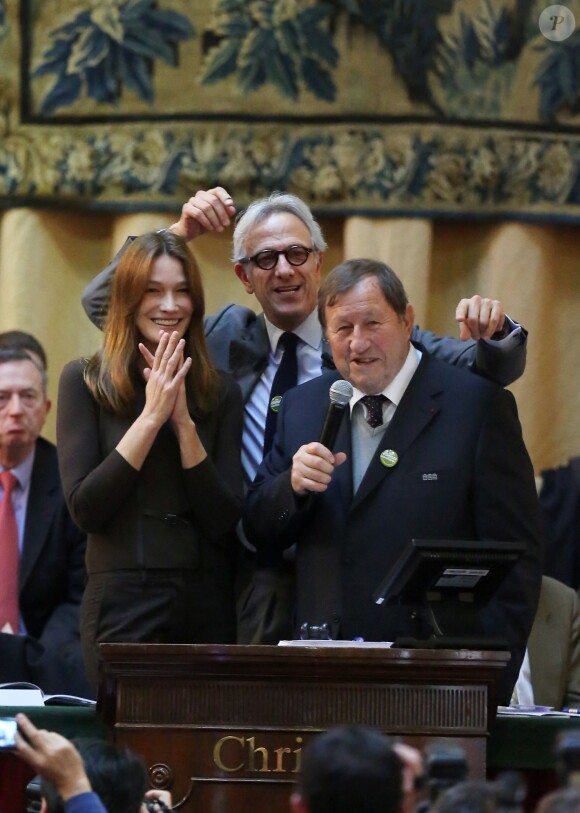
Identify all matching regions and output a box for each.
[374,538,525,606]
[373,539,525,649]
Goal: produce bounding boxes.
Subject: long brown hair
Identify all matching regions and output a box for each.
[84,231,219,417]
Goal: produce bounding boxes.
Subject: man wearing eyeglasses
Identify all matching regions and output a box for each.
[82,187,528,644]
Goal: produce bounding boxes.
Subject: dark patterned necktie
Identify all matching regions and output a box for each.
[263,332,299,454]
[360,394,387,429]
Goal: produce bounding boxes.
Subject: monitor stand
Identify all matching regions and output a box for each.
[393,597,509,652]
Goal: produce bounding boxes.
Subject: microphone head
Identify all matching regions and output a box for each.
[329,379,353,406]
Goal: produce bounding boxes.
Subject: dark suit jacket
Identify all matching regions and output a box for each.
[82,238,527,395]
[20,438,86,644]
[538,457,580,589]
[0,437,91,696]
[244,352,543,702]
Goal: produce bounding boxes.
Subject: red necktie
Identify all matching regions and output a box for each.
[0,470,19,633]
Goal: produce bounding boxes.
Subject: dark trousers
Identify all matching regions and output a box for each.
[81,568,236,691]
[236,556,296,645]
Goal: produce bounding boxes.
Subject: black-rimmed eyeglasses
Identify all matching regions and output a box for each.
[239,245,315,271]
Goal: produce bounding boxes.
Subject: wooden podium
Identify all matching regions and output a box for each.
[99,643,508,813]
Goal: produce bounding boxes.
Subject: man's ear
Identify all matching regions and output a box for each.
[404,303,415,337]
[40,798,48,813]
[290,792,310,813]
[234,263,255,295]
[314,250,324,274]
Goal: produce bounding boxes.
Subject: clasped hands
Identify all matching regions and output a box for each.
[139,331,192,431]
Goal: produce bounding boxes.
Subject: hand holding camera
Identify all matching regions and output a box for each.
[14,713,91,801]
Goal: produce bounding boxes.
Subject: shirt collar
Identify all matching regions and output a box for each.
[350,345,422,412]
[1,446,36,490]
[264,309,323,354]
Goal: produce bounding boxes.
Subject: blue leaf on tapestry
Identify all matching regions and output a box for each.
[32,1,195,113]
[534,36,580,121]
[380,2,443,111]
[86,62,118,104]
[201,1,339,100]
[124,28,176,64]
[302,58,335,102]
[201,40,240,84]
[457,12,480,70]
[70,29,110,72]
[302,26,338,67]
[145,10,196,40]
[120,51,154,102]
[49,11,92,41]
[160,154,184,194]
[237,29,273,91]
[477,1,511,67]
[122,0,153,17]
[279,19,300,54]
[265,52,299,100]
[33,44,72,78]
[39,73,82,115]
[221,16,251,37]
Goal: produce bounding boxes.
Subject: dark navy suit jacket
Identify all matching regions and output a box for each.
[244,351,543,702]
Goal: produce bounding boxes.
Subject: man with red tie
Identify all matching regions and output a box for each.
[0,346,90,696]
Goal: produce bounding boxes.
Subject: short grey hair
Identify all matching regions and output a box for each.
[232,192,328,262]
[0,348,48,396]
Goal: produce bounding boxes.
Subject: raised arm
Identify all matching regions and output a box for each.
[412,294,527,387]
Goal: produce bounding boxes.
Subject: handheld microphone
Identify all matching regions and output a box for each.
[319,380,353,450]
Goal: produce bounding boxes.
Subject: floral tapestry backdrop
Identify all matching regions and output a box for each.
[1,0,580,217]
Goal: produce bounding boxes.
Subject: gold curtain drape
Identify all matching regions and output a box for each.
[0,208,577,475]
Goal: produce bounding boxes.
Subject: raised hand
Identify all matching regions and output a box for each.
[455,294,506,341]
[167,187,236,241]
[15,713,91,801]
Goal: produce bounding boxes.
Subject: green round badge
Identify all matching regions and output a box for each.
[380,449,398,468]
[270,395,283,413]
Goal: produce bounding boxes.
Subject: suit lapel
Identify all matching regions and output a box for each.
[351,355,442,511]
[229,314,270,401]
[20,440,59,590]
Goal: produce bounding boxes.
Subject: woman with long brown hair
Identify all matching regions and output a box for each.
[57,231,243,689]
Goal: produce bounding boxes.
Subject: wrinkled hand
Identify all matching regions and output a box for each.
[15,713,91,800]
[456,295,506,341]
[291,442,347,496]
[168,187,236,240]
[139,332,192,428]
